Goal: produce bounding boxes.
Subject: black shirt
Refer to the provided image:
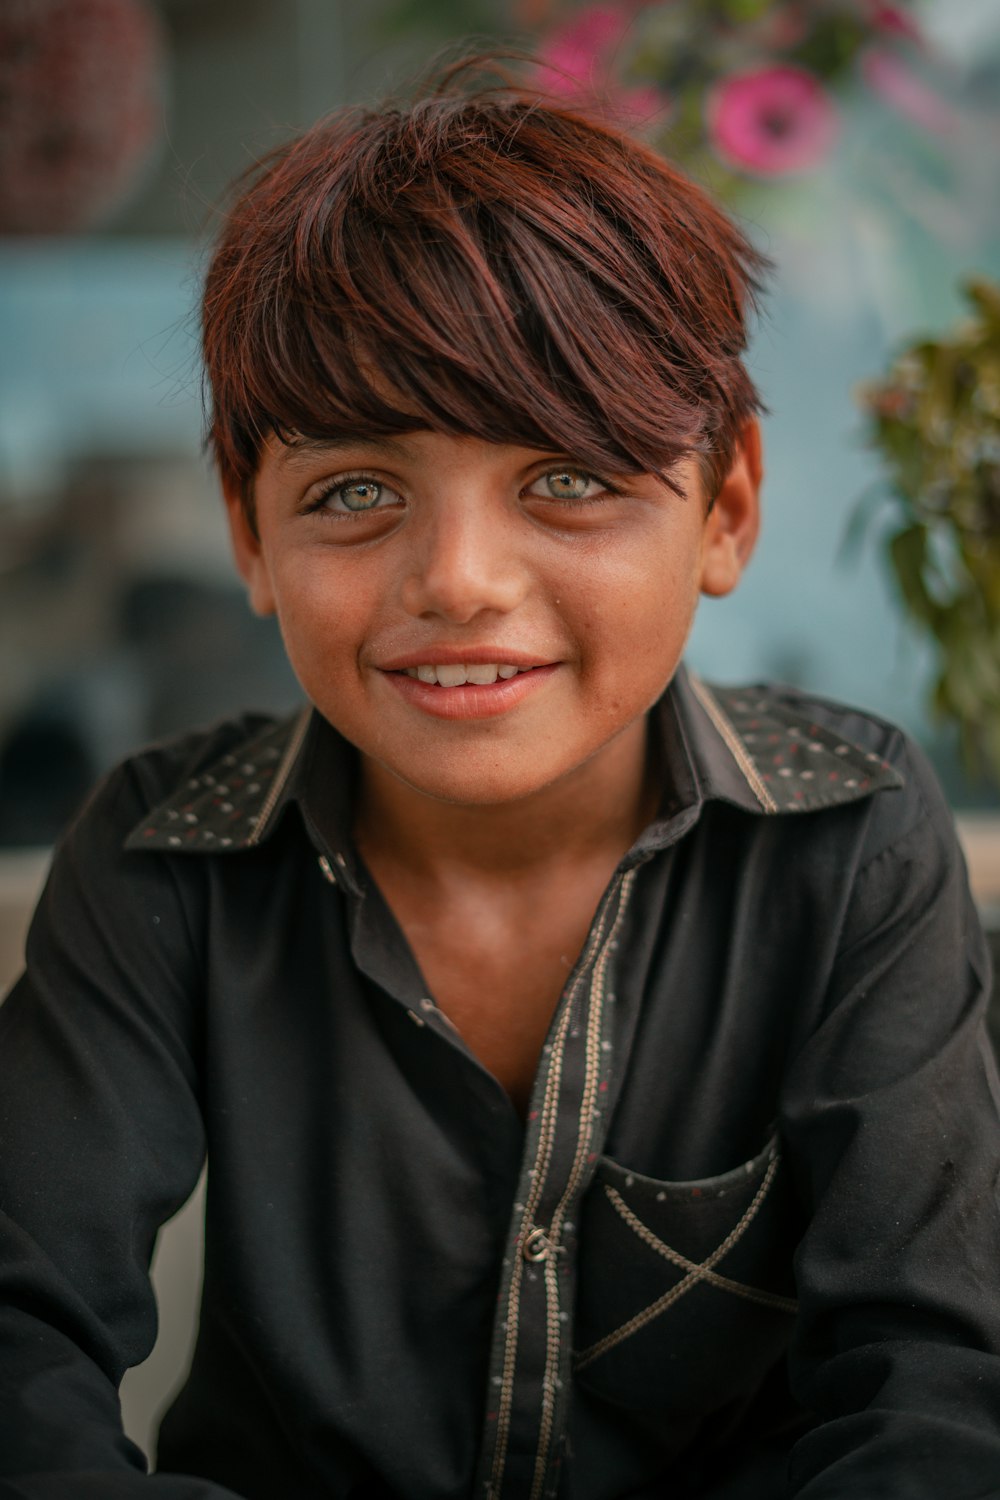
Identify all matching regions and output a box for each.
[1,668,999,1500]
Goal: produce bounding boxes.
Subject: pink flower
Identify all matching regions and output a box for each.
[535,2,667,122]
[870,3,924,47]
[861,47,958,136]
[535,3,633,96]
[707,65,839,177]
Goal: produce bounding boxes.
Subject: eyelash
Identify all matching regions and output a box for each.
[305,465,620,518]
[307,472,400,517]
[531,469,620,505]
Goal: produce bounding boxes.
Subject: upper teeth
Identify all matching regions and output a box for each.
[405,663,526,686]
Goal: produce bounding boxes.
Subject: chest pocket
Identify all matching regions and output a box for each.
[573,1135,801,1424]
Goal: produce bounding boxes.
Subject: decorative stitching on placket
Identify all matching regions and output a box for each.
[489,995,576,1498]
[483,868,634,1500]
[529,870,635,1500]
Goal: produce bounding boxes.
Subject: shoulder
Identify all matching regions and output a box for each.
[123,712,285,801]
[14,717,292,1014]
[56,711,291,866]
[707,678,908,778]
[706,679,950,856]
[727,686,981,979]
[774,684,953,850]
[751,682,904,756]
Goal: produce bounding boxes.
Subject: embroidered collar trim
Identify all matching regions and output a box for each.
[123,679,903,856]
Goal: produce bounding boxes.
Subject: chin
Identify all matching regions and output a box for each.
[380,755,560,809]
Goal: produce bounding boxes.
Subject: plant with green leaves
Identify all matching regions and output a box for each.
[856,278,1000,780]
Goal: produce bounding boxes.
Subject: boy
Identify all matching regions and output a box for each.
[1,65,999,1500]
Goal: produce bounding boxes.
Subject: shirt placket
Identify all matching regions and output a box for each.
[474,865,640,1500]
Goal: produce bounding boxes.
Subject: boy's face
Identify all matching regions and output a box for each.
[226,428,760,809]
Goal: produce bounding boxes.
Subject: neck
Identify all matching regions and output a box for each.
[354,717,659,885]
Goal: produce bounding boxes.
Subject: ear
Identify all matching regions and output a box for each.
[699,420,762,599]
[224,486,277,617]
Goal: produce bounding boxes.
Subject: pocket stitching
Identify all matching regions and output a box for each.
[597,1132,779,1202]
[574,1152,798,1371]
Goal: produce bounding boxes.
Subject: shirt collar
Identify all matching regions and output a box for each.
[124,665,903,864]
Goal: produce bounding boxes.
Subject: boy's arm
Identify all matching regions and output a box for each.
[782,736,1000,1497]
[0,762,244,1499]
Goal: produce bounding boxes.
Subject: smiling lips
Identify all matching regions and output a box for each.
[381,659,557,719]
[401,662,526,686]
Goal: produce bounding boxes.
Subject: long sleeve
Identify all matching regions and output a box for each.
[783,737,1000,1497]
[0,762,244,1499]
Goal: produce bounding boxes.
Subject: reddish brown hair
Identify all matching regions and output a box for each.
[202,65,768,526]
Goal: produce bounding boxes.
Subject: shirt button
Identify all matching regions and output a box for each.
[522,1227,552,1263]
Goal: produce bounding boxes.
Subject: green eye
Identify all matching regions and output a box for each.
[543,468,599,501]
[338,480,383,511]
[311,473,404,519]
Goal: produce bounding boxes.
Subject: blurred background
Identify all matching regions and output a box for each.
[0,0,999,1459]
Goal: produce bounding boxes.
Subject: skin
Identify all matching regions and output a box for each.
[227,424,761,1111]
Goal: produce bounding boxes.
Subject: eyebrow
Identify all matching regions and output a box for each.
[272,434,421,471]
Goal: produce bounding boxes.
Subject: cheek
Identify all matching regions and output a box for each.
[570,541,701,663]
[269,557,372,678]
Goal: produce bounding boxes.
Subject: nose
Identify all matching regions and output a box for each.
[399,494,530,624]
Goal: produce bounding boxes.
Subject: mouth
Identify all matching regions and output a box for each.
[394,662,536,687]
[379,659,558,720]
